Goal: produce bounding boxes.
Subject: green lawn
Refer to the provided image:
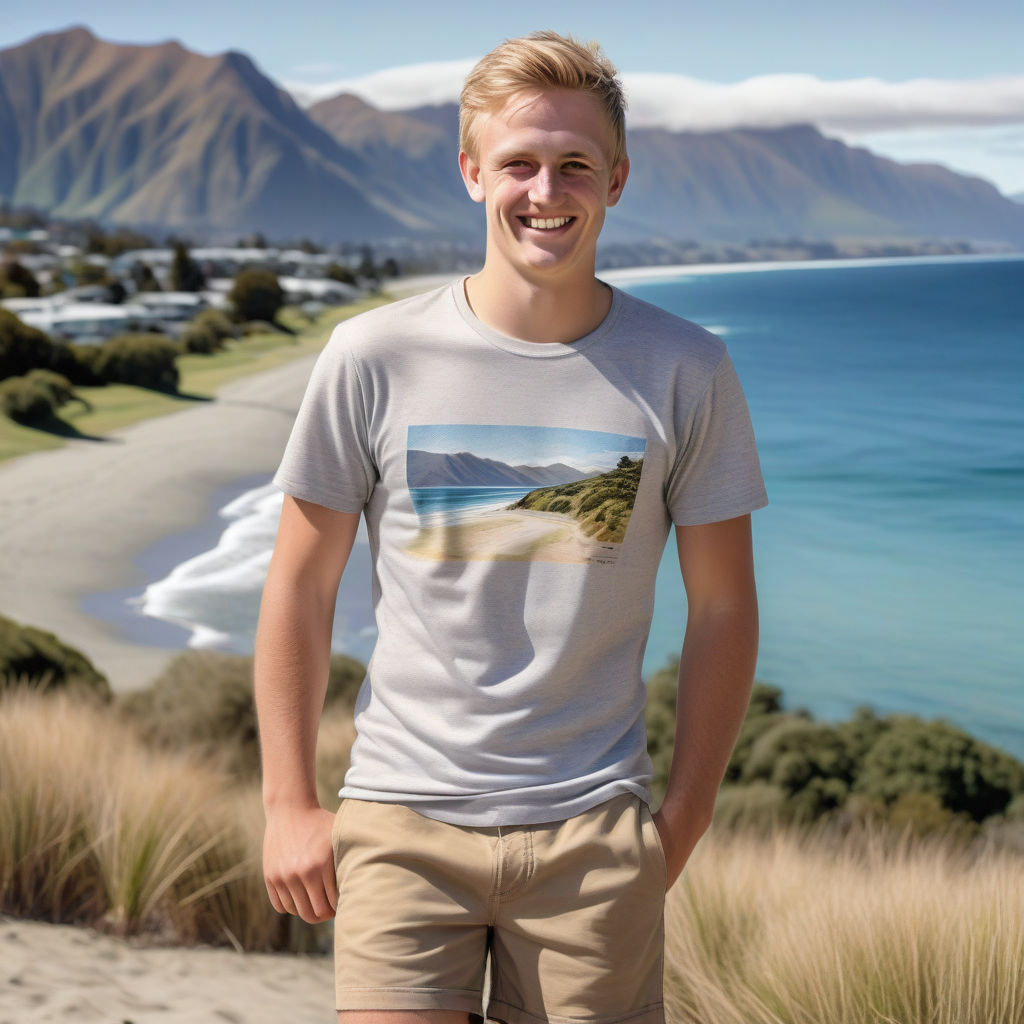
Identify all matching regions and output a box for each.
[0,296,391,463]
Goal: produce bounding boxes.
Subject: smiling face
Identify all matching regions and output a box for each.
[459,87,629,288]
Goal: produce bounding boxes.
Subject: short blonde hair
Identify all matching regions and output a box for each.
[459,30,627,166]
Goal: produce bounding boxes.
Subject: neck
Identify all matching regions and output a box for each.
[465,264,612,344]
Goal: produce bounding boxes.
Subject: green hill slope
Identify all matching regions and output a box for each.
[507,457,644,544]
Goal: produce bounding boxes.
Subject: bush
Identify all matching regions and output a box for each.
[93,333,179,391]
[1,260,41,299]
[193,308,237,342]
[0,369,79,423]
[119,650,366,780]
[0,614,109,697]
[50,342,105,385]
[180,321,220,354]
[852,717,1024,822]
[645,659,679,803]
[228,269,284,324]
[181,309,237,354]
[0,308,55,380]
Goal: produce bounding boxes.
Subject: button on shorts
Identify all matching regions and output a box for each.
[331,791,667,1024]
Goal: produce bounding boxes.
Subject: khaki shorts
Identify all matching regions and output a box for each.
[331,792,667,1024]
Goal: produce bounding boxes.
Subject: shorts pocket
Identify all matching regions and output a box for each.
[639,800,668,886]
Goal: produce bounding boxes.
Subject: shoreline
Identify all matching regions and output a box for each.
[0,355,319,691]
[0,279,450,692]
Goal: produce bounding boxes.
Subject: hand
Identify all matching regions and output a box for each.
[262,804,338,923]
[652,807,704,892]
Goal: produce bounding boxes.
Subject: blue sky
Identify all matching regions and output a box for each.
[409,424,647,473]
[5,1,1023,193]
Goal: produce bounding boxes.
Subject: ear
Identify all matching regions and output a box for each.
[606,157,629,208]
[459,151,486,204]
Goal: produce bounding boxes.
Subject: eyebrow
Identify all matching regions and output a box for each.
[490,146,599,164]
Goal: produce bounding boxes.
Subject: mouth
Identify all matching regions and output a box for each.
[518,216,575,231]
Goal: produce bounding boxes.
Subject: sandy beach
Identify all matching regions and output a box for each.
[0,352,319,691]
[0,281,466,692]
[405,507,618,564]
[0,914,335,1024]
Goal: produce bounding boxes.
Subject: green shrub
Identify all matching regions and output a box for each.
[182,309,237,353]
[1,260,41,298]
[0,369,79,423]
[645,651,1024,835]
[740,717,855,820]
[119,650,366,780]
[180,321,220,354]
[50,342,105,385]
[0,614,110,697]
[852,717,1024,822]
[93,333,179,391]
[228,269,284,324]
[644,659,679,803]
[0,308,55,380]
[193,308,237,342]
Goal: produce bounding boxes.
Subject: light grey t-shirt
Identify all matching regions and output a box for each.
[273,279,768,826]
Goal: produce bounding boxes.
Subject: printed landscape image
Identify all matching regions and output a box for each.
[404,423,647,564]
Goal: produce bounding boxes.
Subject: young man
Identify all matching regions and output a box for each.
[256,30,767,1024]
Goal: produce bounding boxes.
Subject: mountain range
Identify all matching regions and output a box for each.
[2,26,1023,248]
[407,450,591,489]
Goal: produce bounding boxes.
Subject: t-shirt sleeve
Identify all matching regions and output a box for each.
[665,350,768,525]
[272,328,377,513]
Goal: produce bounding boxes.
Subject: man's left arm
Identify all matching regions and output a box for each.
[653,512,759,890]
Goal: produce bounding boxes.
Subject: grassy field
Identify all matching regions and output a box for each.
[0,296,390,463]
[2,683,1021,1022]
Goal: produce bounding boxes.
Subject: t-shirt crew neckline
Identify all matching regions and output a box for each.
[451,276,623,358]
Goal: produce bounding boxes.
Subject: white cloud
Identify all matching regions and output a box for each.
[622,73,1024,134]
[283,61,1024,136]
[282,58,477,109]
[279,64,1024,193]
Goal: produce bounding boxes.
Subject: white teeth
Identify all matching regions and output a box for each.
[525,217,570,229]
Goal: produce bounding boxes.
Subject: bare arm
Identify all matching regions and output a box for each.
[254,494,361,923]
[653,513,759,889]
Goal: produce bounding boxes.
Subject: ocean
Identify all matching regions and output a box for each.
[90,255,1024,758]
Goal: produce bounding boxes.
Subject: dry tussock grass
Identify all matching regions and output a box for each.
[3,683,1022,1022]
[665,822,1024,1023]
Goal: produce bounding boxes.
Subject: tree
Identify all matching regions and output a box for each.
[170,241,205,292]
[357,245,378,283]
[1,260,41,298]
[130,261,162,293]
[228,268,285,324]
[617,455,634,469]
[0,308,55,380]
[327,262,357,287]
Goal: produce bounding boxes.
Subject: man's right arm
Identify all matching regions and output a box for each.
[254,494,361,924]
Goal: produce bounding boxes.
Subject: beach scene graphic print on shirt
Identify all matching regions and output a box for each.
[405,424,647,564]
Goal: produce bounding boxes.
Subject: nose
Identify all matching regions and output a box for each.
[528,165,560,204]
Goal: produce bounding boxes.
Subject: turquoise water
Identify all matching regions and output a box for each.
[104,256,1024,758]
[633,256,1024,756]
[409,485,535,521]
